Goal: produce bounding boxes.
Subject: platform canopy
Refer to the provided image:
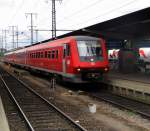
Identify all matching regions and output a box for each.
[57,7,150,40]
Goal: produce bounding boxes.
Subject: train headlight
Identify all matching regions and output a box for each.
[104,67,108,72]
[77,68,81,72]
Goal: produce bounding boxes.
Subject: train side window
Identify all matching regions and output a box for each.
[63,49,66,58]
[41,52,43,58]
[48,51,50,59]
[45,51,47,58]
[50,51,52,59]
[52,51,55,59]
[66,45,70,56]
[56,50,58,59]
[36,52,39,58]
[63,44,66,58]
[63,44,70,58]
[36,52,38,58]
[38,52,40,58]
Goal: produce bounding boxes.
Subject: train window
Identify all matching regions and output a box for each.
[37,52,38,58]
[36,52,39,58]
[66,45,70,56]
[48,51,51,59]
[41,52,43,58]
[45,51,47,58]
[56,50,58,59]
[77,40,103,61]
[52,51,55,59]
[38,52,40,58]
[63,44,70,58]
[63,49,66,58]
[36,52,38,58]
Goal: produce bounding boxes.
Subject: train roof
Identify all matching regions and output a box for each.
[74,36,100,41]
[4,35,101,55]
[25,35,100,48]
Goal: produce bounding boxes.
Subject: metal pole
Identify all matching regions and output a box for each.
[25,13,37,45]
[1,30,3,50]
[10,26,15,49]
[31,14,33,44]
[47,0,62,39]
[52,0,56,39]
[35,29,38,42]
[4,30,8,50]
[16,26,18,48]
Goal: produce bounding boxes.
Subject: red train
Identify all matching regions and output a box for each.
[4,36,109,83]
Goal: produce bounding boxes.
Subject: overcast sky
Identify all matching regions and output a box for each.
[0,0,150,49]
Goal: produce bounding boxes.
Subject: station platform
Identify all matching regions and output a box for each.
[0,97,10,131]
[102,70,150,104]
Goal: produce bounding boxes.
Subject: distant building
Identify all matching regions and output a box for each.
[0,48,7,56]
[0,48,7,53]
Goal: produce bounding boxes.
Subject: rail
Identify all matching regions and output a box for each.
[0,67,87,131]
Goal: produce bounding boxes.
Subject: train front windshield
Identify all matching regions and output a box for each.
[77,40,103,62]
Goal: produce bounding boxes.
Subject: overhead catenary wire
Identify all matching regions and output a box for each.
[39,0,102,25]
[38,0,103,29]
[57,0,104,23]
[66,0,138,29]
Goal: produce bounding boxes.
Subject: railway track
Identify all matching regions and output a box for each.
[0,68,87,131]
[0,78,30,131]
[90,91,150,119]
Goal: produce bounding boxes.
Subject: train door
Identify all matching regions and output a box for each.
[63,44,71,73]
[63,44,67,73]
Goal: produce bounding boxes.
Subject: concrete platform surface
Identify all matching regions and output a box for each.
[102,70,150,104]
[107,70,150,84]
[0,97,10,131]
[103,71,150,92]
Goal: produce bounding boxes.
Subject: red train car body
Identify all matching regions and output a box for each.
[4,36,109,83]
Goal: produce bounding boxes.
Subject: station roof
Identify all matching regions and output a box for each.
[57,7,150,40]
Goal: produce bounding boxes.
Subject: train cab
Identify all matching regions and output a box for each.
[62,36,109,82]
